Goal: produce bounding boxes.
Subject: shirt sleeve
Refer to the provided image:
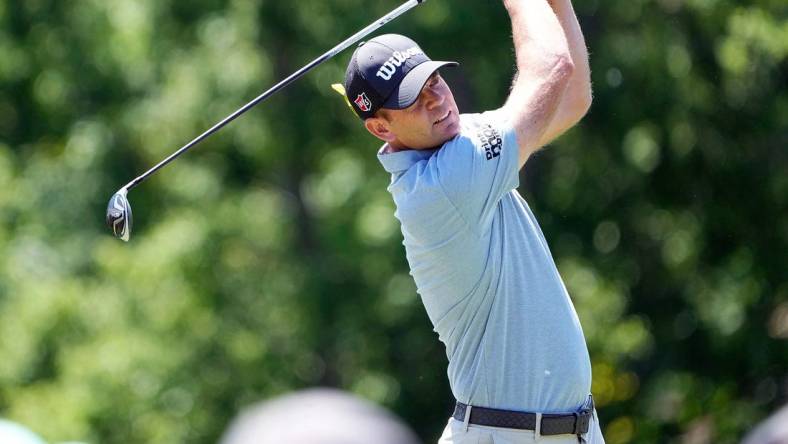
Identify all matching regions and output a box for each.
[433,110,520,231]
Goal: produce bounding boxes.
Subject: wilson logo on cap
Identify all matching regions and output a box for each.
[375,47,423,81]
[354,93,371,112]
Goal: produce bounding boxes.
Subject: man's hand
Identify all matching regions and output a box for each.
[500,0,575,168]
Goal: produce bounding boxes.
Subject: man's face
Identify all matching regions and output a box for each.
[366,72,460,151]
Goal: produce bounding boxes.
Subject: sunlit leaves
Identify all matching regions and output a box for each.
[0,0,785,443]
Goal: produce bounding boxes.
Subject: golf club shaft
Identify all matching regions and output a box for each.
[123,0,426,191]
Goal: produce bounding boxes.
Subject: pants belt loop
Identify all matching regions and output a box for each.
[534,412,542,440]
[463,405,472,433]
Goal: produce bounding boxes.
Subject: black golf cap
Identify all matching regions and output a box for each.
[344,34,458,120]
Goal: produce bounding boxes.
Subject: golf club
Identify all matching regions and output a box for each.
[106,0,429,242]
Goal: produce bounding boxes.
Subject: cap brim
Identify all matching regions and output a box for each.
[382,60,459,110]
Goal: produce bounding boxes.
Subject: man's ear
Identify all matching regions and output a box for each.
[364,116,396,143]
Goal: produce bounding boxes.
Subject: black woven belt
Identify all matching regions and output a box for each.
[452,400,593,435]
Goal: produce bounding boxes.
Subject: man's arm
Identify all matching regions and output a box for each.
[499,0,575,168]
[537,0,592,147]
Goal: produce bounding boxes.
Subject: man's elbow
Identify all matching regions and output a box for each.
[575,82,594,121]
[566,77,593,124]
[545,83,592,143]
[575,85,593,121]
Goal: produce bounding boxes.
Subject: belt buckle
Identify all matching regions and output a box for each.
[572,412,580,435]
[575,409,592,435]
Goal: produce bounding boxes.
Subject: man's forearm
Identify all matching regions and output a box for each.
[522,0,591,148]
[504,0,572,80]
[502,0,574,165]
[549,0,592,109]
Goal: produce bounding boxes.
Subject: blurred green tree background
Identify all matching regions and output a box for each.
[0,0,786,442]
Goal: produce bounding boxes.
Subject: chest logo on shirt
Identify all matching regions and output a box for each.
[478,124,503,160]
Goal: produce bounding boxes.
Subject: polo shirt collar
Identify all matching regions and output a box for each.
[377,145,438,173]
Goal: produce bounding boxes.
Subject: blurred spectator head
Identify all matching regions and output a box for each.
[741,404,788,444]
[219,388,421,444]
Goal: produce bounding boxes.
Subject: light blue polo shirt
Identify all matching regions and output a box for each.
[378,110,592,413]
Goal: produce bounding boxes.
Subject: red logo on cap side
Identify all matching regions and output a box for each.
[354,93,371,112]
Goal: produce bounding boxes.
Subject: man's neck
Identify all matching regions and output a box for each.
[382,142,407,154]
[382,142,445,155]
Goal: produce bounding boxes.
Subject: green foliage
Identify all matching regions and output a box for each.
[0,0,785,443]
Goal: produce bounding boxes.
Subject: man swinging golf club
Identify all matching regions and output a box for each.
[339,0,603,442]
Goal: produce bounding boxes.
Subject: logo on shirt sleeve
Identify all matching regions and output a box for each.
[478,124,503,160]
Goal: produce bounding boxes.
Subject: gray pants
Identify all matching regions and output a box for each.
[438,409,605,444]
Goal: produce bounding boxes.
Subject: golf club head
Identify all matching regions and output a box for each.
[106,189,132,242]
